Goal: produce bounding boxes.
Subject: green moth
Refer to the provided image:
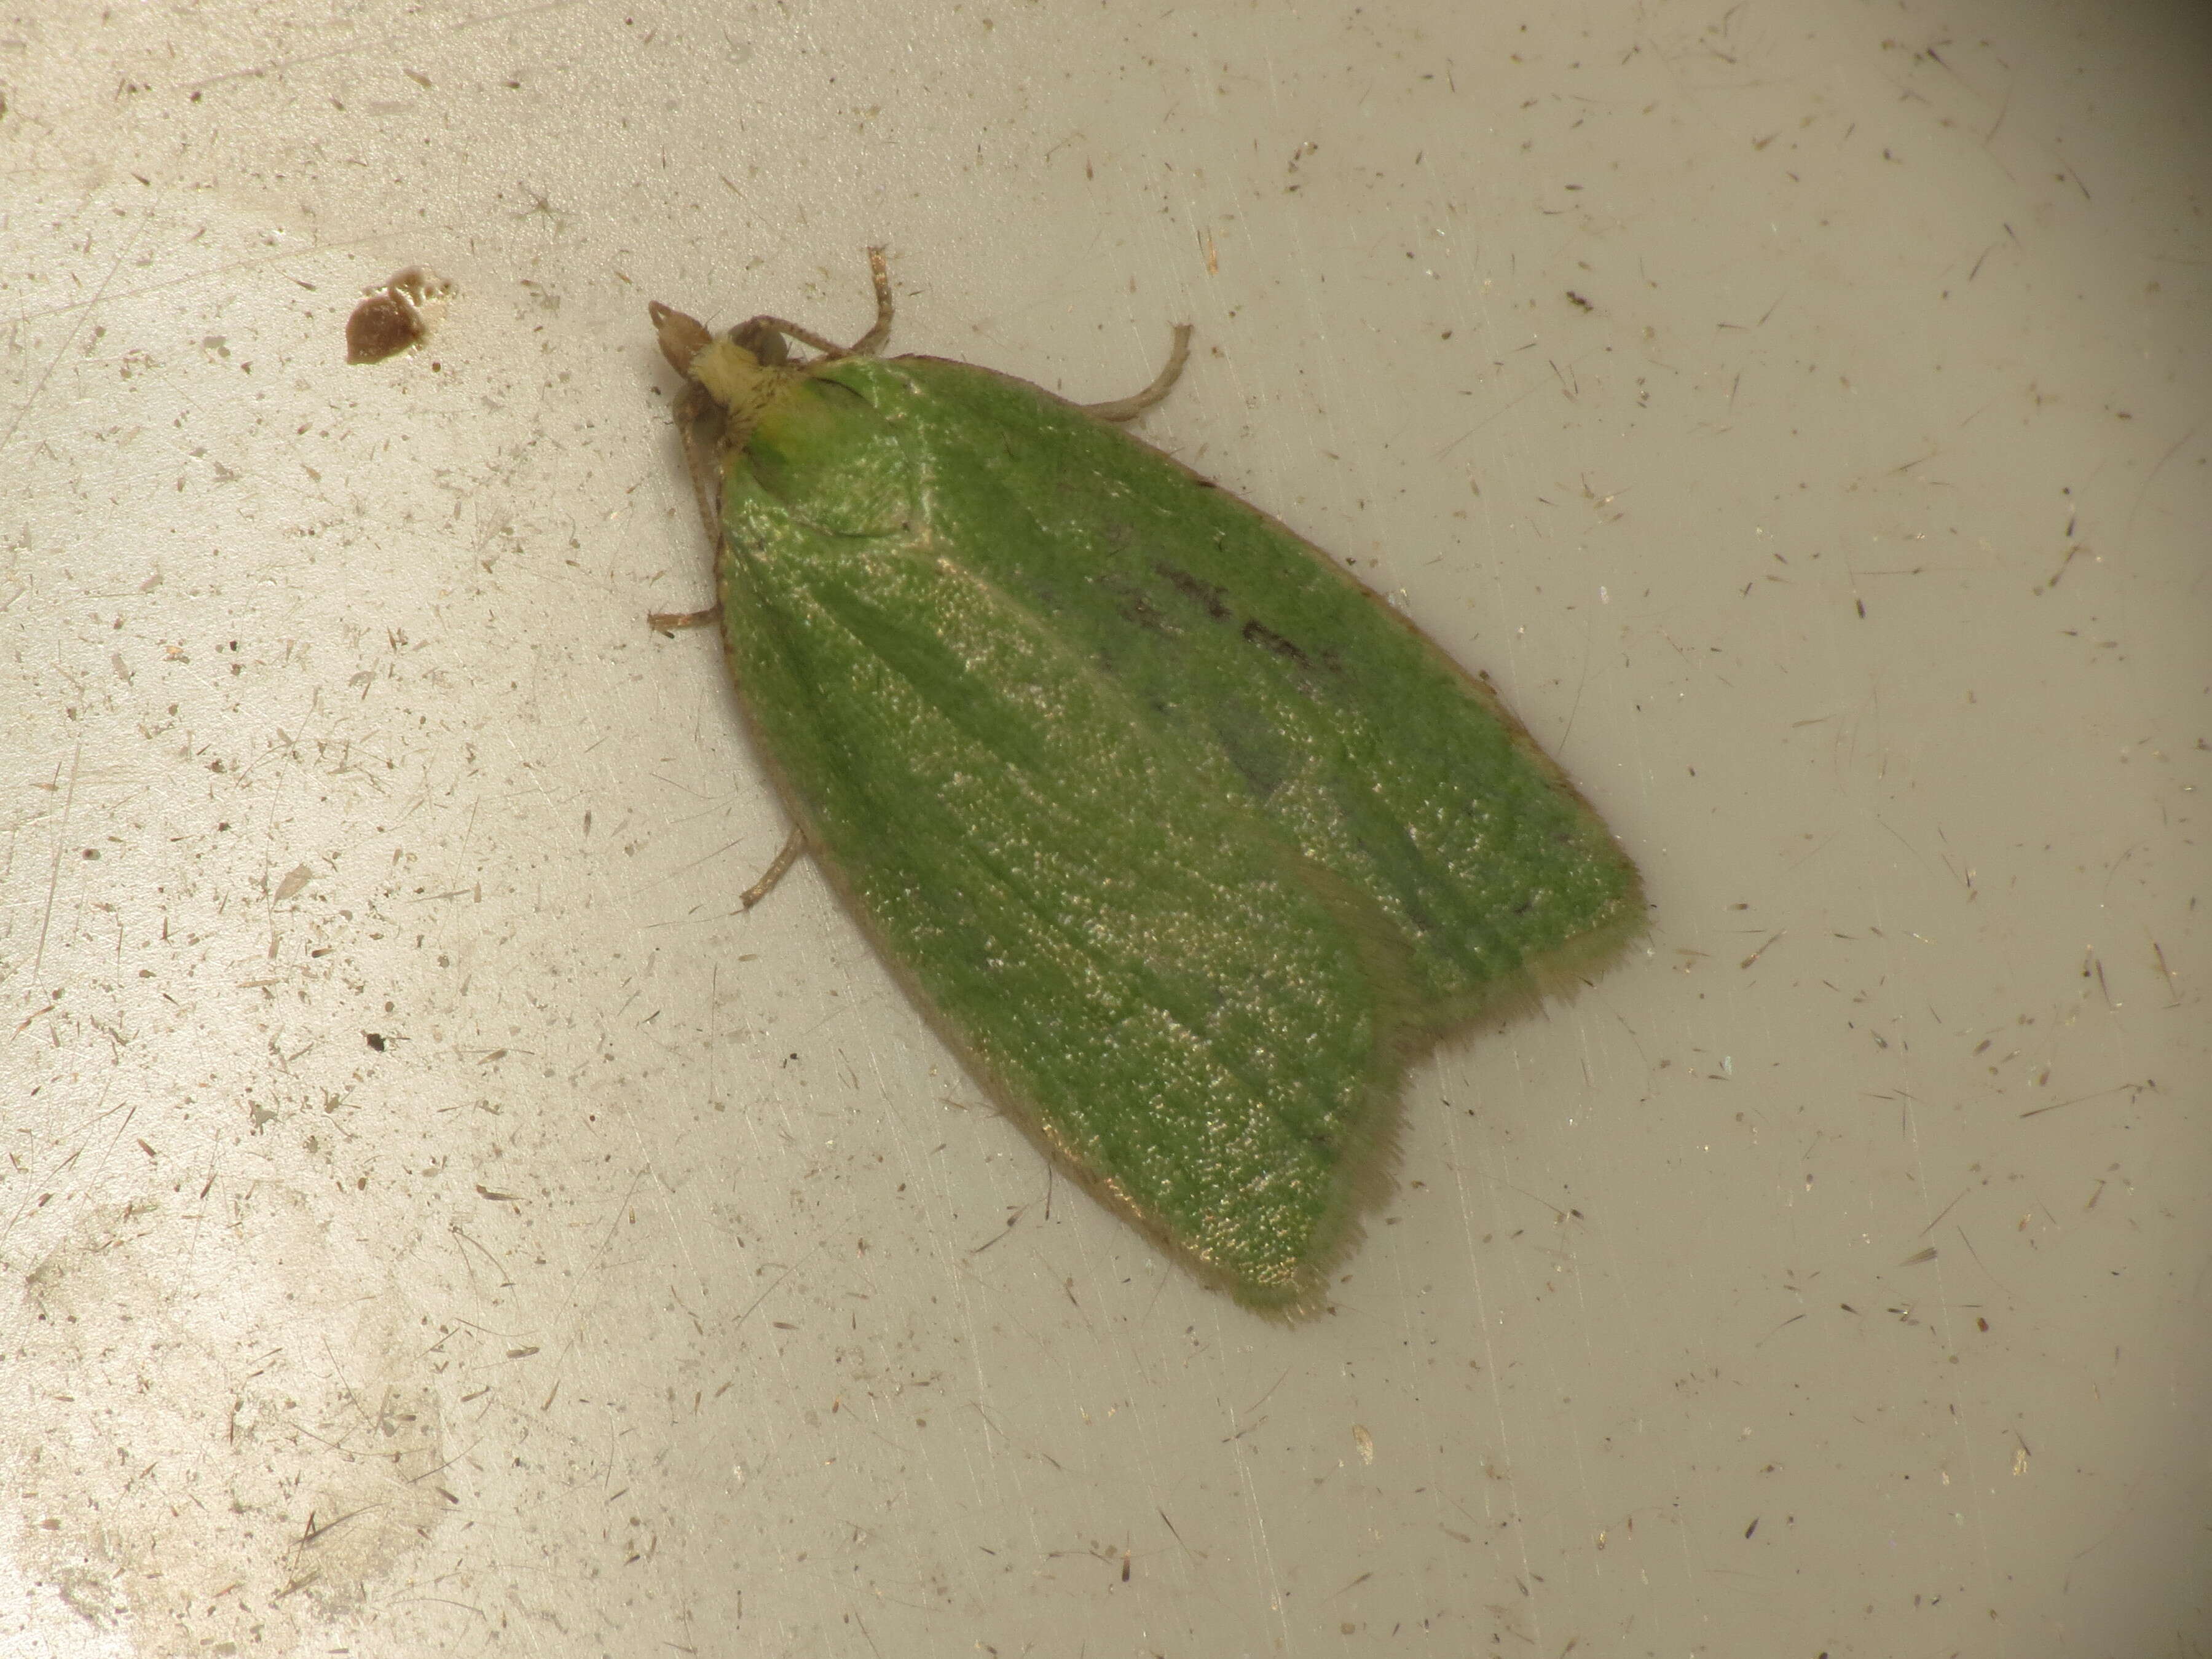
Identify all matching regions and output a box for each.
[649,253,1643,1318]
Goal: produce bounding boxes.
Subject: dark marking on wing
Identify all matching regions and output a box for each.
[1154,562,1231,620]
[1092,570,1170,634]
[1241,620,1310,666]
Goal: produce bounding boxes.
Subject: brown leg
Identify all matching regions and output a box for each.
[843,246,895,357]
[647,602,722,632]
[735,248,898,362]
[733,315,846,358]
[1085,324,1193,422]
[739,824,807,910]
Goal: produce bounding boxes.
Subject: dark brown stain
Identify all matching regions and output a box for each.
[1153,562,1230,620]
[1240,619,1310,666]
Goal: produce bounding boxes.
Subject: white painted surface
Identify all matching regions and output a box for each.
[4,2,2206,1655]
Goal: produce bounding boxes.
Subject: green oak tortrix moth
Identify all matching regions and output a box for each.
[649,252,1643,1317]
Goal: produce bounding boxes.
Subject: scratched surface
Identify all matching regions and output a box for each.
[3,2,2208,1655]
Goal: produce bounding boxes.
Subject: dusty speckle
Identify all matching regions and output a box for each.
[12,1186,447,1647]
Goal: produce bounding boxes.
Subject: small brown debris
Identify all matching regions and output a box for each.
[347,266,454,364]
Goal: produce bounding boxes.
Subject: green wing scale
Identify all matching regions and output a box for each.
[651,264,1643,1315]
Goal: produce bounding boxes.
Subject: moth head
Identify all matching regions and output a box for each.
[648,301,712,377]
[648,302,801,451]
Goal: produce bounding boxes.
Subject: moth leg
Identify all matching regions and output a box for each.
[647,602,722,632]
[730,250,896,364]
[841,245,895,357]
[732,315,844,359]
[739,825,807,910]
[1084,324,1194,422]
